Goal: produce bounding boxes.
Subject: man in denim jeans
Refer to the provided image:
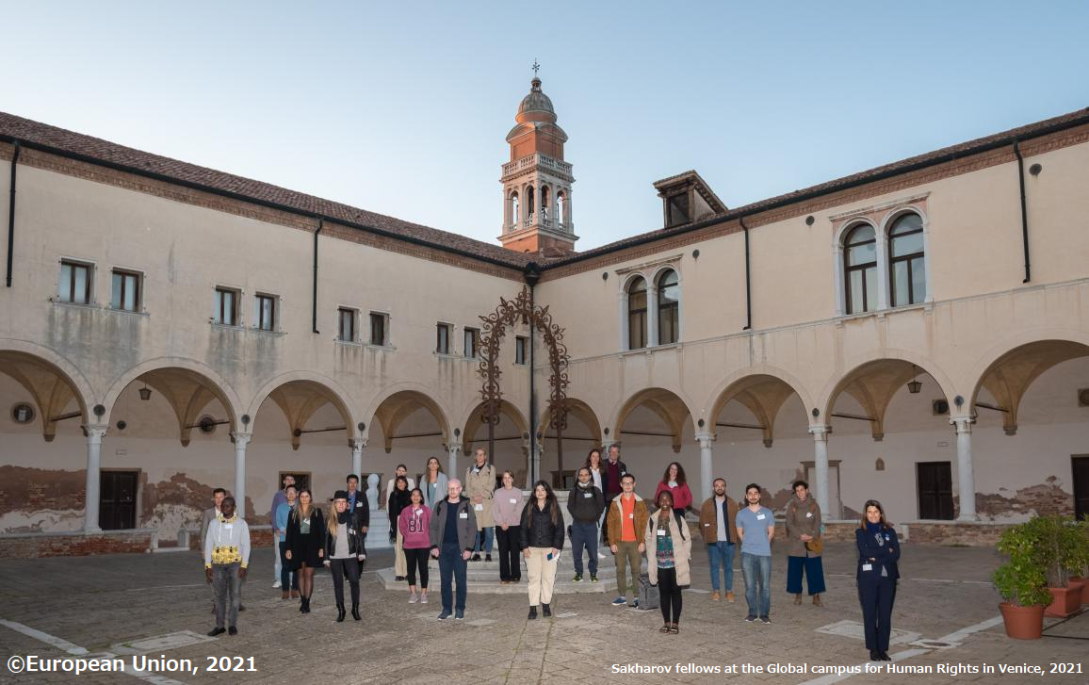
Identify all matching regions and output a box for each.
[735,483,775,624]
[567,467,605,582]
[698,478,739,602]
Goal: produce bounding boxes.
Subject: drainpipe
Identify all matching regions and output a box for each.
[740,215,752,330]
[525,263,540,484]
[1013,141,1030,283]
[312,218,323,333]
[6,140,20,287]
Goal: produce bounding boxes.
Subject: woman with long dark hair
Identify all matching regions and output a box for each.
[856,499,900,662]
[422,456,448,509]
[654,462,693,517]
[584,448,604,493]
[388,475,412,581]
[398,487,432,604]
[284,488,325,613]
[520,480,565,619]
[645,490,691,634]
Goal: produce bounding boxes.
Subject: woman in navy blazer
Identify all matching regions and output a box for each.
[856,499,900,662]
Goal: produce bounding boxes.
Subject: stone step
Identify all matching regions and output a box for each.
[376,567,621,595]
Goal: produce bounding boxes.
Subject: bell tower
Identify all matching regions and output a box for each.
[499,66,578,256]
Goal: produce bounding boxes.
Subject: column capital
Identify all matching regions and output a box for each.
[695,431,715,447]
[82,424,109,440]
[808,424,830,441]
[350,438,367,451]
[950,416,974,433]
[447,442,463,454]
[231,431,253,446]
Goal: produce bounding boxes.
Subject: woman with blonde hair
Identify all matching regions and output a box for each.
[324,491,366,622]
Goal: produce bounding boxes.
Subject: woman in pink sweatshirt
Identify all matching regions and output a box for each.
[398,488,432,604]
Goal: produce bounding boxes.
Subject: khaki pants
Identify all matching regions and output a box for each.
[526,547,559,606]
[614,540,642,599]
[394,529,407,576]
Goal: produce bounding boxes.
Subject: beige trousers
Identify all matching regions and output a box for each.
[526,547,559,606]
[394,529,407,576]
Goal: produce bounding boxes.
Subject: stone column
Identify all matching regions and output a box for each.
[351,439,365,479]
[233,432,252,516]
[952,417,978,521]
[447,442,462,479]
[808,425,830,516]
[83,424,108,533]
[647,282,660,347]
[696,432,715,502]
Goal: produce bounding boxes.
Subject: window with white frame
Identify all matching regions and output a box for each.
[656,269,680,345]
[888,213,926,307]
[369,312,389,346]
[515,336,528,365]
[213,287,240,325]
[337,307,357,342]
[110,269,141,312]
[627,276,648,350]
[58,260,93,305]
[254,293,277,331]
[464,327,480,358]
[436,323,452,354]
[843,224,877,315]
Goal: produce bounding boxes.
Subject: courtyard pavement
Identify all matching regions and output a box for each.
[0,541,1086,684]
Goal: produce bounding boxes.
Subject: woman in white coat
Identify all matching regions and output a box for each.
[645,490,691,634]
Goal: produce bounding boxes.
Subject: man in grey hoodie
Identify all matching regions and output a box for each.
[429,479,477,620]
[567,468,605,582]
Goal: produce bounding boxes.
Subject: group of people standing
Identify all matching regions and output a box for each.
[202,446,900,661]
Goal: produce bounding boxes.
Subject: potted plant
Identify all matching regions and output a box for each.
[1041,516,1084,617]
[994,518,1052,639]
[1066,517,1089,606]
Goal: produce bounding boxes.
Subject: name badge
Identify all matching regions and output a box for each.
[703,523,710,527]
[628,513,634,519]
[356,502,363,507]
[474,504,484,511]
[414,509,423,516]
[884,534,890,541]
[862,563,873,572]
[756,514,766,521]
[459,512,468,519]
[583,492,592,498]
[509,498,518,504]
[806,512,813,518]
[656,529,666,537]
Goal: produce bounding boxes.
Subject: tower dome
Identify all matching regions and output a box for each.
[516,78,557,123]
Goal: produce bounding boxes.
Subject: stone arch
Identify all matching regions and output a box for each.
[537,397,602,446]
[247,371,359,450]
[100,359,242,446]
[363,386,451,454]
[461,399,529,452]
[609,387,697,454]
[704,367,812,448]
[0,341,94,442]
[817,351,956,441]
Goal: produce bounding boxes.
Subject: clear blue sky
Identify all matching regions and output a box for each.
[3,1,1087,250]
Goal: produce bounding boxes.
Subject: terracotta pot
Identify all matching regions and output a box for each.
[999,602,1044,640]
[1044,586,1081,617]
[1068,577,1086,605]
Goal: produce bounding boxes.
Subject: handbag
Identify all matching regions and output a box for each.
[805,536,824,555]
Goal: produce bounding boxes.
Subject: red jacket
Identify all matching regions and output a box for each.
[654,481,693,511]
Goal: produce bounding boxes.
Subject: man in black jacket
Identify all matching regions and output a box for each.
[567,468,605,582]
[429,479,477,620]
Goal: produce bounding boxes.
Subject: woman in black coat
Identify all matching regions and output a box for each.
[285,488,325,613]
[856,499,901,662]
[324,491,366,622]
[520,480,565,620]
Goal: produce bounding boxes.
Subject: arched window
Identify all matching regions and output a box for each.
[627,277,648,350]
[509,192,519,230]
[657,269,680,345]
[526,185,535,218]
[540,185,550,220]
[556,191,566,227]
[889,213,925,307]
[844,224,877,314]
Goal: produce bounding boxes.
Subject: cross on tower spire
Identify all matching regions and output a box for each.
[532,59,540,77]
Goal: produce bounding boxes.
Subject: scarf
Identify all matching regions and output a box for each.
[337,510,350,524]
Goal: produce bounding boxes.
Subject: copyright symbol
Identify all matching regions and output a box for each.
[8,655,24,673]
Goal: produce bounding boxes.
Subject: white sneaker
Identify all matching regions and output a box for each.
[272,580,282,588]
[597,553,607,560]
[420,593,429,604]
[408,592,418,604]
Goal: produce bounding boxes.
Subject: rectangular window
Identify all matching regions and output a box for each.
[255,294,276,331]
[628,309,647,350]
[58,260,92,305]
[213,287,239,325]
[110,269,141,312]
[436,323,452,354]
[370,312,388,346]
[464,327,480,358]
[515,336,528,365]
[338,308,357,342]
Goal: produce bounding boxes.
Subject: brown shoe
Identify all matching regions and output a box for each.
[813,594,823,607]
[711,591,721,601]
[659,623,671,633]
[290,590,299,599]
[281,590,289,600]
[725,591,735,603]
[794,593,802,605]
[669,623,679,634]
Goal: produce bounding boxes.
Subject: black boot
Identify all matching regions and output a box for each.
[336,603,346,623]
[528,606,538,620]
[299,596,305,613]
[302,596,311,614]
[351,604,361,621]
[542,603,552,618]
